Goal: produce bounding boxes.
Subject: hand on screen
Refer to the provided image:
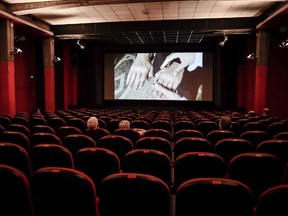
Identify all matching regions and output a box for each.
[153,83,182,100]
[126,53,153,90]
[160,53,196,76]
[154,62,184,92]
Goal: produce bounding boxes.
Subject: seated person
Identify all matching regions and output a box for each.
[219,116,232,130]
[119,119,146,136]
[262,107,270,118]
[87,116,99,130]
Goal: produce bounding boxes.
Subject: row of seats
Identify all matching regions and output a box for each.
[2,163,288,216]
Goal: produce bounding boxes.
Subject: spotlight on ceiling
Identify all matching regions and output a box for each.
[54,56,61,63]
[219,34,228,46]
[247,53,257,60]
[279,39,288,48]
[11,47,22,55]
[77,39,85,49]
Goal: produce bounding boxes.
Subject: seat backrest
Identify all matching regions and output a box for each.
[0,115,11,129]
[97,135,133,163]
[227,152,283,199]
[62,134,96,157]
[113,128,141,146]
[0,164,35,216]
[173,120,196,135]
[99,173,171,216]
[256,139,288,170]
[31,144,74,171]
[31,167,98,216]
[174,152,226,190]
[274,131,288,140]
[150,120,173,135]
[267,122,288,137]
[240,130,270,147]
[0,131,30,154]
[143,128,172,143]
[130,120,150,130]
[214,138,255,164]
[74,147,121,191]
[255,184,288,216]
[47,117,66,130]
[174,137,213,160]
[122,149,172,186]
[135,136,172,159]
[7,124,30,137]
[176,177,255,216]
[84,128,111,143]
[0,143,32,180]
[196,121,219,137]
[30,125,56,135]
[66,117,87,133]
[173,129,204,143]
[30,132,62,148]
[243,122,266,132]
[56,126,82,141]
[206,130,236,147]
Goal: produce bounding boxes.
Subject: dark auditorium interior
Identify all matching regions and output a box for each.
[1,0,288,216]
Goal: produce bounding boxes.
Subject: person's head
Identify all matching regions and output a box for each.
[246,110,256,118]
[119,120,130,129]
[262,107,270,116]
[219,116,232,130]
[87,116,98,130]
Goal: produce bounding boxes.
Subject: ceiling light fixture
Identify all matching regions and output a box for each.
[279,39,288,48]
[11,47,22,55]
[77,39,85,49]
[247,53,257,60]
[219,33,228,46]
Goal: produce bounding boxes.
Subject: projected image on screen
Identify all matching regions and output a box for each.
[105,52,213,101]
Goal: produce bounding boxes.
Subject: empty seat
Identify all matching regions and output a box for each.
[7,124,30,137]
[0,164,35,216]
[74,147,120,191]
[84,127,111,143]
[255,184,288,216]
[143,128,172,143]
[31,167,98,216]
[66,117,87,133]
[135,136,172,159]
[30,132,62,148]
[174,152,226,190]
[57,126,82,141]
[240,130,270,147]
[176,178,255,216]
[214,138,255,164]
[0,131,30,154]
[0,115,11,129]
[29,117,47,127]
[267,122,288,137]
[256,139,288,170]
[11,116,29,127]
[107,119,122,133]
[243,122,266,132]
[206,130,237,147]
[122,149,172,186]
[30,125,56,135]
[31,144,74,171]
[196,121,219,137]
[0,143,32,179]
[113,128,141,146]
[227,152,283,199]
[173,120,196,134]
[274,131,288,140]
[97,135,133,163]
[99,173,171,216]
[150,120,173,135]
[173,129,204,143]
[174,137,213,160]
[130,120,150,130]
[62,134,96,157]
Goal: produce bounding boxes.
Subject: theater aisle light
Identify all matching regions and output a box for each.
[11,47,22,55]
[77,39,85,49]
[219,34,228,46]
[247,53,257,60]
[54,56,61,63]
[279,39,288,48]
